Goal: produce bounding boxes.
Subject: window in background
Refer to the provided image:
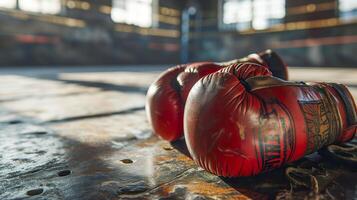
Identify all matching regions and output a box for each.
[18,0,61,14]
[111,0,153,28]
[220,0,285,31]
[0,0,16,9]
[223,0,252,30]
[252,0,285,30]
[339,0,357,21]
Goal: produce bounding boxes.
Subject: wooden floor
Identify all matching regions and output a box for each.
[0,66,356,200]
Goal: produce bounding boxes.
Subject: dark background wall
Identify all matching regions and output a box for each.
[0,0,183,66]
[188,0,357,67]
[0,0,356,67]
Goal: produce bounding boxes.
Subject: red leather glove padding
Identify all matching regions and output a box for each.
[219,62,273,79]
[146,50,288,142]
[226,49,288,80]
[255,49,288,80]
[184,63,357,177]
[146,62,221,141]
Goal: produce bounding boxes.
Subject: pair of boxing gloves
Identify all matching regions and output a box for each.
[146,50,357,177]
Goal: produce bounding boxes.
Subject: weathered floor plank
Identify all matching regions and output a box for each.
[0,66,356,200]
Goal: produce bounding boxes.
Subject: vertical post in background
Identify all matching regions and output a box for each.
[181,9,189,64]
[181,6,197,64]
[152,0,159,28]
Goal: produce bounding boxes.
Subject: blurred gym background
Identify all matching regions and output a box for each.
[0,0,356,67]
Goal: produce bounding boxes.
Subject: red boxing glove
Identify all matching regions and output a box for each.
[184,63,357,177]
[146,50,288,141]
[220,49,288,80]
[146,62,221,141]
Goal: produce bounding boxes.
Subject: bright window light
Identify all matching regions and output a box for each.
[18,0,61,14]
[222,0,285,31]
[0,0,16,9]
[112,0,153,28]
[339,0,357,21]
[270,0,285,18]
[223,0,252,24]
[252,0,268,29]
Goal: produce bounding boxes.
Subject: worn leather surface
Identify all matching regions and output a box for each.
[146,51,288,141]
[184,63,357,177]
[146,62,221,141]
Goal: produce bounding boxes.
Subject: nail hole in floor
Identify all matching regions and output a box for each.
[26,188,43,196]
[58,170,71,177]
[8,120,23,124]
[30,131,47,135]
[163,146,173,151]
[121,159,133,164]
